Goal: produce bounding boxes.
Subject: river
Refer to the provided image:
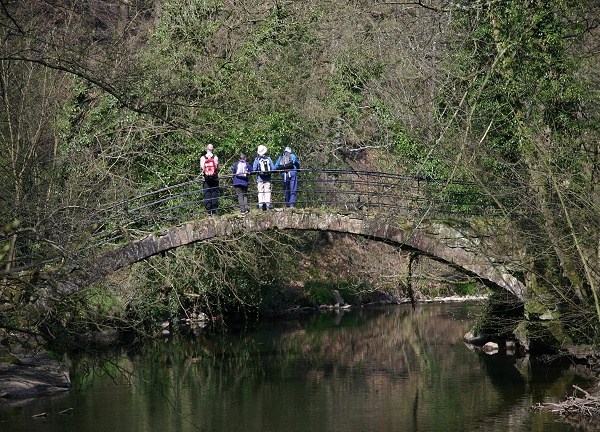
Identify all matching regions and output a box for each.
[0,302,591,432]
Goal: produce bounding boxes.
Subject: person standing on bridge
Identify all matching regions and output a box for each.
[200,144,219,216]
[274,146,300,208]
[232,153,253,215]
[253,145,275,211]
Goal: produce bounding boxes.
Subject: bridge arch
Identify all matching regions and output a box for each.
[82,209,526,300]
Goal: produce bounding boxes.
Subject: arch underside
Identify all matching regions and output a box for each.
[83,210,526,300]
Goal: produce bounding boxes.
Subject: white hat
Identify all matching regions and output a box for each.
[284,146,292,153]
[257,145,268,156]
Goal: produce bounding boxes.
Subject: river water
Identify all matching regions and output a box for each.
[0,302,591,432]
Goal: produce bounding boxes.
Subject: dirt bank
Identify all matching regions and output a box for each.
[0,338,70,402]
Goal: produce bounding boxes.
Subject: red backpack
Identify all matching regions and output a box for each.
[203,156,217,178]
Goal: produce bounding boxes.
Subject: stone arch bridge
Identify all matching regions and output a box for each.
[3,169,527,300]
[84,209,526,299]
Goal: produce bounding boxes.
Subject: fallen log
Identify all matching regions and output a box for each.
[534,385,600,417]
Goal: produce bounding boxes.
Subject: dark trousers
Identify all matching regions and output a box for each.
[234,185,249,213]
[203,179,219,215]
[283,171,298,207]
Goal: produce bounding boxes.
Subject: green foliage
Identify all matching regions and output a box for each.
[45,350,64,361]
[0,220,19,262]
[36,288,127,347]
[218,112,301,159]
[304,279,361,306]
[476,291,525,338]
[124,232,304,331]
[86,289,127,320]
[337,283,360,305]
[390,125,424,164]
[325,54,387,120]
[305,282,335,305]
[151,0,224,48]
[442,1,600,337]
[127,282,180,328]
[129,0,322,175]
[389,124,449,178]
[453,282,481,297]
[443,0,589,180]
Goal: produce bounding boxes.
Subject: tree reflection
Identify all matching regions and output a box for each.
[29,303,591,432]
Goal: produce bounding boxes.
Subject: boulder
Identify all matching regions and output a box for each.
[482,341,499,354]
[0,350,70,400]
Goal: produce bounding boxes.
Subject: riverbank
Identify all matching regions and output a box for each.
[0,345,70,402]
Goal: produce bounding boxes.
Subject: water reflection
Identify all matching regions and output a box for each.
[0,303,589,432]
